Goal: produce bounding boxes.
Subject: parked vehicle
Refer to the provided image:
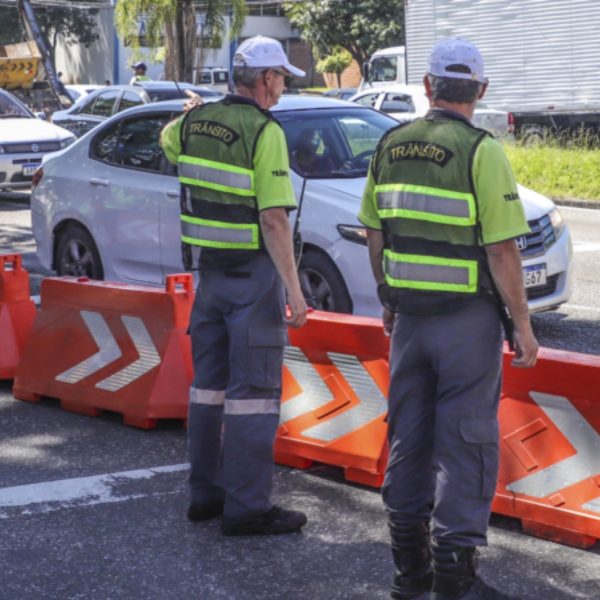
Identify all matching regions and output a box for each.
[0,88,75,190]
[193,67,230,93]
[323,88,357,101]
[366,0,600,142]
[349,84,513,140]
[359,46,406,92]
[31,96,572,316]
[52,82,223,137]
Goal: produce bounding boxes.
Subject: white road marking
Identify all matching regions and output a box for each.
[0,463,188,519]
[573,241,600,253]
[563,303,600,314]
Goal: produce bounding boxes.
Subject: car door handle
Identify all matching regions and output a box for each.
[167,189,180,198]
[89,177,110,187]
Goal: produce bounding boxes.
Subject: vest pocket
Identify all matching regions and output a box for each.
[458,416,499,499]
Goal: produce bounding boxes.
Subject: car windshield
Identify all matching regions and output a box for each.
[369,56,398,83]
[0,93,31,118]
[277,107,397,179]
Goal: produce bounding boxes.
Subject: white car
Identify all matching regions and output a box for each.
[350,84,513,140]
[31,96,571,316]
[0,89,75,190]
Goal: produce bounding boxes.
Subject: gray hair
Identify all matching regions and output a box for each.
[427,75,483,104]
[232,66,265,89]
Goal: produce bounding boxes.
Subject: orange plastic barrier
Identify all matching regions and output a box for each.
[12,274,194,428]
[0,254,36,380]
[275,311,390,487]
[495,346,600,548]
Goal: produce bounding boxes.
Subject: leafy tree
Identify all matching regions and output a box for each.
[284,0,405,66]
[0,2,101,58]
[115,0,247,82]
[316,48,352,88]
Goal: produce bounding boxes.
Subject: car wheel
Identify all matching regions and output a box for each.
[298,250,352,314]
[55,225,104,279]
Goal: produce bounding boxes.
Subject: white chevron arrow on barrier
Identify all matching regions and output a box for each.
[55,311,160,391]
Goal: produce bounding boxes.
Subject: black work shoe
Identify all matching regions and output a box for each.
[221,505,307,536]
[186,501,224,522]
[391,568,432,599]
[431,576,519,600]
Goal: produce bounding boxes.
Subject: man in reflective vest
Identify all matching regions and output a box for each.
[129,61,151,85]
[360,39,539,599]
[161,36,308,536]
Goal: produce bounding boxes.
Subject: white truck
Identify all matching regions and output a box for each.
[362,0,600,141]
[404,0,600,141]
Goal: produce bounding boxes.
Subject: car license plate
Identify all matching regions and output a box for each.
[22,164,39,176]
[523,264,547,288]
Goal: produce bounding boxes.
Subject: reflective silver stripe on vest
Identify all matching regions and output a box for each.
[385,255,470,286]
[179,161,252,192]
[225,398,279,415]
[377,189,471,219]
[181,219,255,245]
[189,388,225,406]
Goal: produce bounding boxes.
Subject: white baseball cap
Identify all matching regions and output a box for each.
[427,38,487,83]
[233,35,306,78]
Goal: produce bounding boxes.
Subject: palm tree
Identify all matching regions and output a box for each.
[115,0,246,82]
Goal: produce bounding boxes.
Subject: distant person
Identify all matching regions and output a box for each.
[360,38,538,599]
[129,62,150,85]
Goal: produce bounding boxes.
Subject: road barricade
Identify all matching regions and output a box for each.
[0,254,36,380]
[495,346,600,548]
[12,274,194,428]
[275,311,390,487]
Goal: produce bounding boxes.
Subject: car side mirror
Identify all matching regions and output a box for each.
[34,112,47,120]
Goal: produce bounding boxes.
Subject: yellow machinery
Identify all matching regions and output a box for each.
[0,41,41,90]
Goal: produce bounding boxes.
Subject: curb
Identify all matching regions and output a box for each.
[553,198,600,210]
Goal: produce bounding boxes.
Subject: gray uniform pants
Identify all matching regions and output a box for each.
[187,253,286,518]
[382,297,503,547]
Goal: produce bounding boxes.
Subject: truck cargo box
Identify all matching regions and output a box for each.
[0,41,41,90]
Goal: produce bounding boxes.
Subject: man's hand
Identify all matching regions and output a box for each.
[511,326,539,368]
[183,89,203,113]
[383,307,395,336]
[285,289,308,328]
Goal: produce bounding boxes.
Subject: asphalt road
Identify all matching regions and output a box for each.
[1,193,599,600]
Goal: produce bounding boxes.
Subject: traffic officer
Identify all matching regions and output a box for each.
[129,61,150,85]
[160,35,308,536]
[359,38,539,599]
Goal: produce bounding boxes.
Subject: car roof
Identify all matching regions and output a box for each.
[354,84,426,97]
[133,81,198,91]
[114,94,363,118]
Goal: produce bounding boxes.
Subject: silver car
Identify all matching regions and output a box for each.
[31,97,571,316]
[0,89,75,190]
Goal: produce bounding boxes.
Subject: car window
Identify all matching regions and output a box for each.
[278,108,397,179]
[381,93,415,114]
[90,121,120,162]
[354,93,379,108]
[113,114,173,173]
[0,91,31,118]
[90,91,119,117]
[119,91,144,112]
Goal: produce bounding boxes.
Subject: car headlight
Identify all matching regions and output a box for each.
[549,208,565,239]
[59,137,75,149]
[337,224,368,246]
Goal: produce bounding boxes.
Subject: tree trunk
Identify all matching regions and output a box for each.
[336,71,341,88]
